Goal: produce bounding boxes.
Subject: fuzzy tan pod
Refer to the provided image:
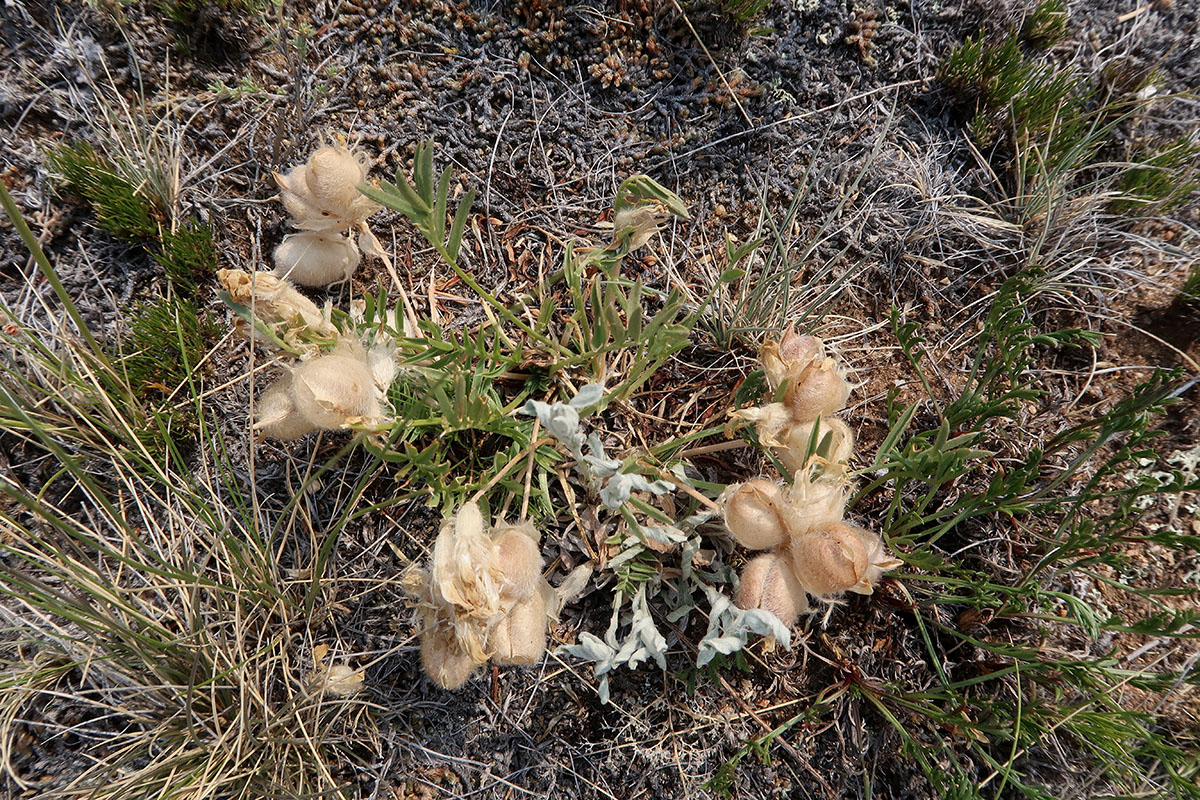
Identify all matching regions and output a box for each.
[776,417,855,475]
[420,625,479,690]
[491,522,544,604]
[723,479,789,550]
[275,143,380,232]
[254,372,318,440]
[783,357,851,422]
[789,521,897,598]
[273,231,361,287]
[735,551,809,626]
[291,355,382,430]
[488,579,554,666]
[761,331,823,393]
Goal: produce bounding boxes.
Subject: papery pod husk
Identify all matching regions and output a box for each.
[722,479,789,551]
[735,551,809,627]
[488,579,554,666]
[292,354,382,429]
[273,231,361,287]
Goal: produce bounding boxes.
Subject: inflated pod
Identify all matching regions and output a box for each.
[491,522,544,604]
[420,626,479,690]
[489,580,555,666]
[254,372,318,441]
[722,479,790,550]
[735,551,810,627]
[274,143,379,232]
[291,355,381,429]
[761,331,823,393]
[789,521,894,598]
[273,231,360,286]
[782,356,851,422]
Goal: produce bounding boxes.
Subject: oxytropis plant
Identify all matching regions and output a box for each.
[725,331,900,625]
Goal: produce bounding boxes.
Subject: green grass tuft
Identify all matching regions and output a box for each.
[46,141,163,241]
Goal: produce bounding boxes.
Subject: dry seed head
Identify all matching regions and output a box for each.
[491,522,543,604]
[776,417,855,475]
[735,551,809,626]
[488,579,554,666]
[783,356,851,422]
[430,502,501,619]
[291,355,382,429]
[420,625,479,690]
[722,479,789,550]
[273,231,361,287]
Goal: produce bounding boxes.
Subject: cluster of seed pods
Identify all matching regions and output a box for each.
[272,141,381,286]
[217,269,392,441]
[406,503,557,689]
[724,331,900,627]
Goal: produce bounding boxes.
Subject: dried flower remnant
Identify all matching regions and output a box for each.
[217,268,338,353]
[406,503,557,689]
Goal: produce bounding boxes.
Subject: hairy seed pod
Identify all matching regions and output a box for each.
[254,372,318,440]
[274,142,380,232]
[761,331,823,393]
[489,579,553,666]
[273,231,361,287]
[491,522,543,604]
[305,145,370,212]
[723,479,789,550]
[217,269,338,350]
[783,357,851,422]
[291,355,381,429]
[420,626,479,690]
[789,521,896,598]
[735,551,809,626]
[776,417,855,474]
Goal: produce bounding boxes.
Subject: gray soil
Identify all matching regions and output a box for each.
[1,0,1198,798]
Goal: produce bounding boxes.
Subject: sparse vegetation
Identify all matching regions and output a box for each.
[2,2,1197,798]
